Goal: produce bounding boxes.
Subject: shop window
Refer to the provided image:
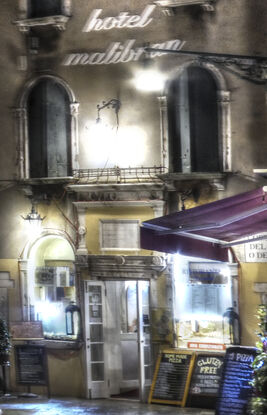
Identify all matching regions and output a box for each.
[168,66,220,173]
[24,234,78,341]
[28,78,72,178]
[34,265,77,339]
[28,0,62,18]
[173,256,238,348]
[100,220,140,251]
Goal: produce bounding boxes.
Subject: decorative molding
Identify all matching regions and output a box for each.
[84,255,167,280]
[73,200,165,210]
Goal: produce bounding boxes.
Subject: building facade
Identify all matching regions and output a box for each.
[0,0,266,400]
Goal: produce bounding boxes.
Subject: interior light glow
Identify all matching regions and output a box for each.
[180,313,223,322]
[134,69,166,92]
[115,126,147,166]
[35,301,62,322]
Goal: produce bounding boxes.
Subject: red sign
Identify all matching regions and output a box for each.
[187,342,226,351]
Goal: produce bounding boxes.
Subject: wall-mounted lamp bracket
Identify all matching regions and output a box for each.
[145,46,267,84]
[96,98,121,129]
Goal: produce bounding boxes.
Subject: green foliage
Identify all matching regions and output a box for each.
[0,318,11,356]
[250,304,267,415]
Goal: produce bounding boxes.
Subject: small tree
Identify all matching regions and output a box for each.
[0,318,11,362]
[250,304,267,415]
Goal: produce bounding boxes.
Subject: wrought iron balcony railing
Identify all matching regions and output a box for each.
[72,166,167,184]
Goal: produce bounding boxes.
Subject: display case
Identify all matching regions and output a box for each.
[172,255,239,350]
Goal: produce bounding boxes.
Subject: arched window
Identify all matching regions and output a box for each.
[28,78,71,178]
[15,75,79,180]
[168,66,220,173]
[28,0,62,18]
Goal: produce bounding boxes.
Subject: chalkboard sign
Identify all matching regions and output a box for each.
[15,345,48,385]
[216,346,257,415]
[148,349,195,406]
[187,352,224,409]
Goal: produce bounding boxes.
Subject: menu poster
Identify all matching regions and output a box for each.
[148,349,195,406]
[215,346,257,415]
[15,345,48,385]
[187,353,224,409]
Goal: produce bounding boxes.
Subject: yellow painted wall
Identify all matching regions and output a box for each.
[85,206,154,255]
[239,262,267,347]
[0,259,21,323]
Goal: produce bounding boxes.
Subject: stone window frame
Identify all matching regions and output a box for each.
[158,60,231,174]
[14,0,72,32]
[14,74,79,181]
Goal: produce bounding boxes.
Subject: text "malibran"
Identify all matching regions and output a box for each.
[62,39,185,66]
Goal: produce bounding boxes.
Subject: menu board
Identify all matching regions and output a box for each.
[15,345,48,385]
[215,346,257,415]
[187,353,224,409]
[148,349,195,406]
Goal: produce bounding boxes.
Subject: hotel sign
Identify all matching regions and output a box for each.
[63,39,185,66]
[82,5,156,32]
[62,5,185,66]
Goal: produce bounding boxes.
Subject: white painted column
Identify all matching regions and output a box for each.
[217,90,231,172]
[157,96,169,172]
[75,206,88,255]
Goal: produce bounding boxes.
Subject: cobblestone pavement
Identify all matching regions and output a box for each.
[0,396,215,415]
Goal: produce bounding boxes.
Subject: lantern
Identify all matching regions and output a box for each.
[223,307,241,345]
[65,302,81,339]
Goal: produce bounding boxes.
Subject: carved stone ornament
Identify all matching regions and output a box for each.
[86,255,167,280]
[78,226,87,236]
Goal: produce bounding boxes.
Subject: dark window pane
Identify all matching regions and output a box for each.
[28,0,62,18]
[28,79,71,178]
[188,67,219,172]
[168,66,219,173]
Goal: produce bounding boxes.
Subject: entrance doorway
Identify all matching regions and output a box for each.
[84,280,152,402]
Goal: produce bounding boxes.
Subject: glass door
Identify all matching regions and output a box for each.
[137,280,152,402]
[84,281,108,398]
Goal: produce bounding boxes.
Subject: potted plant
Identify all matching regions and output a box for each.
[250,304,267,415]
[0,318,11,365]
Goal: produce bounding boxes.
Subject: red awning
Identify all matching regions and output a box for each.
[141,187,267,261]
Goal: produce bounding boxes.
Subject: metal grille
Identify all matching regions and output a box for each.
[72,166,166,184]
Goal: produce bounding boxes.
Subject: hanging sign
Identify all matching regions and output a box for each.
[215,346,257,415]
[148,349,195,406]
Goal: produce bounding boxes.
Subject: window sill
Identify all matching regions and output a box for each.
[154,0,215,14]
[12,338,83,350]
[159,172,226,190]
[13,15,70,32]
[20,177,75,185]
